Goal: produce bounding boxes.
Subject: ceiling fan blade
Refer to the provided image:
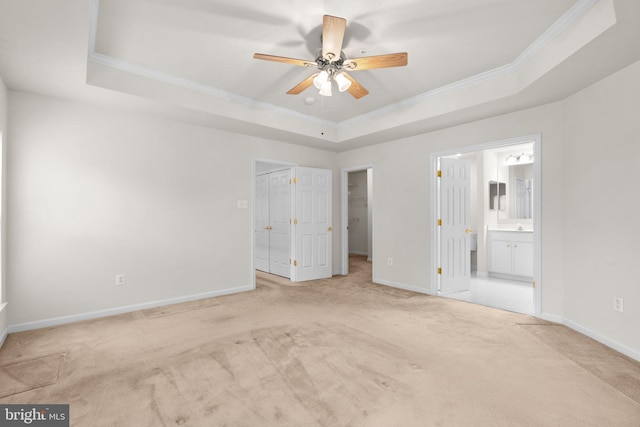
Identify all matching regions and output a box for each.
[343,73,369,99]
[253,53,316,67]
[322,15,346,62]
[286,73,319,95]
[344,52,408,71]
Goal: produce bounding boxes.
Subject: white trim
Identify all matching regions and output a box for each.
[348,251,369,256]
[532,137,542,317]
[0,302,7,348]
[512,0,599,70]
[256,167,290,176]
[341,165,375,276]
[0,327,7,348]
[89,53,330,127]
[539,313,564,324]
[8,285,252,334]
[429,154,439,296]
[564,318,640,363]
[88,0,99,57]
[373,278,434,296]
[250,158,257,291]
[430,134,542,315]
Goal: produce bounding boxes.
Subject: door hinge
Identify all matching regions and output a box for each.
[437,170,442,178]
[292,177,297,184]
[532,281,536,289]
[293,260,297,267]
[293,218,297,225]
[437,219,442,226]
[437,268,442,275]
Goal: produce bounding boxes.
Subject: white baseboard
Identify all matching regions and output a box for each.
[539,312,564,324]
[372,277,435,296]
[8,285,253,334]
[0,327,7,349]
[563,318,640,362]
[0,302,7,348]
[348,251,369,256]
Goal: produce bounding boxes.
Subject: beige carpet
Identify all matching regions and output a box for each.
[1,255,639,426]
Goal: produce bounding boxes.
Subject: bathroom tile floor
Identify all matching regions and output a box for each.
[442,274,534,315]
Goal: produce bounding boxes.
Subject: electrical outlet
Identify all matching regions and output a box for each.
[613,297,624,312]
[115,274,126,286]
[387,257,393,266]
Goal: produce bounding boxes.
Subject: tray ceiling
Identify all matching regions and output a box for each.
[1,0,639,150]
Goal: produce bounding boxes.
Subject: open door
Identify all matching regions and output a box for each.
[255,173,270,272]
[254,169,291,278]
[291,167,332,282]
[269,169,292,278]
[439,158,471,293]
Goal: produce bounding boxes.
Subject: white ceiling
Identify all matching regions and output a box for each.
[1,0,639,151]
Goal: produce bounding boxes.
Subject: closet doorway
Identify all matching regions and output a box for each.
[254,159,334,282]
[255,168,292,278]
[341,165,374,277]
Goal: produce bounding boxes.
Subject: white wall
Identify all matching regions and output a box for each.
[5,60,639,359]
[562,60,640,356]
[337,59,640,359]
[0,74,7,344]
[338,102,566,316]
[6,91,340,327]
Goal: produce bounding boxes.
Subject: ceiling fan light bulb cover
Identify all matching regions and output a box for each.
[313,70,329,89]
[335,73,352,92]
[319,80,332,96]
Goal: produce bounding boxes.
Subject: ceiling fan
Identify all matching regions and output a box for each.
[253,15,408,99]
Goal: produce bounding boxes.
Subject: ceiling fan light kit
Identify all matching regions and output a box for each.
[253,15,408,99]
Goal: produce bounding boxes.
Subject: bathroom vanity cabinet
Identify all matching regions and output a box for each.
[487,230,533,281]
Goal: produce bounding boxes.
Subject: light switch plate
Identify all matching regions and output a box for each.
[237,200,249,209]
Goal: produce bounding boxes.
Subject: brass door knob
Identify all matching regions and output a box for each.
[328,227,333,232]
[466,229,472,233]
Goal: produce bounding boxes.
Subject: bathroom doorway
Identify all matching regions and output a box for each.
[431,135,541,316]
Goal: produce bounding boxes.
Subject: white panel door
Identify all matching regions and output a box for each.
[292,167,332,282]
[269,170,291,278]
[255,174,270,272]
[439,158,471,294]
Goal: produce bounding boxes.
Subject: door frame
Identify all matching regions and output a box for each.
[429,134,542,317]
[341,164,374,276]
[252,157,297,290]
